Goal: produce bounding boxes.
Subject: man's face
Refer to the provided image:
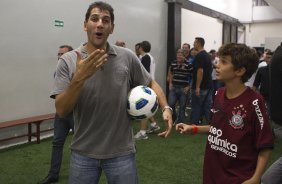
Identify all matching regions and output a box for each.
[193,40,199,51]
[182,44,190,55]
[57,47,69,60]
[176,52,185,63]
[210,52,216,60]
[84,7,114,49]
[135,45,140,56]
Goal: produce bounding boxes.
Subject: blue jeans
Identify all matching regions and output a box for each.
[69,152,138,184]
[190,89,212,124]
[48,113,74,178]
[168,86,187,123]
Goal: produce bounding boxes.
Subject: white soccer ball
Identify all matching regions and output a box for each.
[127,85,159,120]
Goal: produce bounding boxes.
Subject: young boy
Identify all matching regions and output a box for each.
[176,43,274,184]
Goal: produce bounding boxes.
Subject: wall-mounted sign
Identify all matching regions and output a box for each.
[55,20,64,27]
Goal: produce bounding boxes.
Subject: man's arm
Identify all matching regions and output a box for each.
[167,66,173,89]
[55,50,107,117]
[242,149,272,184]
[148,80,173,138]
[196,68,203,96]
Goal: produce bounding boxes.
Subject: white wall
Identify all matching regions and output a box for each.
[253,6,282,22]
[245,21,282,49]
[189,0,253,22]
[181,8,223,51]
[0,0,168,121]
[189,0,282,23]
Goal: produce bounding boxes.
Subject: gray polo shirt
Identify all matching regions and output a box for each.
[50,43,151,159]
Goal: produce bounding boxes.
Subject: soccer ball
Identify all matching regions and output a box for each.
[127,85,159,120]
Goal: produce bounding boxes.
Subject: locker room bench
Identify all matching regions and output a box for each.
[0,113,55,144]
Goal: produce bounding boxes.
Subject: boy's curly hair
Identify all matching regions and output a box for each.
[217,43,259,83]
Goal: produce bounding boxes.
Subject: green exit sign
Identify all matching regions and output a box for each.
[55,20,64,27]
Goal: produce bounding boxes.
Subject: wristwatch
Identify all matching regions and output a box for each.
[162,105,173,114]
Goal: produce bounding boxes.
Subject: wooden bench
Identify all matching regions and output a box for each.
[0,113,56,144]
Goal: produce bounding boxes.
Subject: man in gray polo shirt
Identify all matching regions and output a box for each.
[50,2,172,184]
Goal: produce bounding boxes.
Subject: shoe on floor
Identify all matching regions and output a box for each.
[146,125,160,134]
[38,175,58,184]
[134,132,148,140]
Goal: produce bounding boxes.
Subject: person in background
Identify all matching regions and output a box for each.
[190,37,213,125]
[115,39,126,47]
[209,49,222,99]
[135,42,141,58]
[134,41,161,140]
[261,43,282,184]
[167,49,193,124]
[253,51,273,116]
[245,48,270,88]
[50,2,172,183]
[38,45,74,184]
[184,48,197,117]
[176,43,274,184]
[182,43,191,60]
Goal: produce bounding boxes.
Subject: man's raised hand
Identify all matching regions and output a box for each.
[73,50,107,82]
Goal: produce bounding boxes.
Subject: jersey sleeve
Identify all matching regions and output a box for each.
[252,96,274,150]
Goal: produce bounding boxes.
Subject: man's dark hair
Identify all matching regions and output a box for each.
[59,45,73,51]
[135,43,141,48]
[266,51,274,56]
[140,41,151,53]
[195,37,205,47]
[217,43,259,83]
[183,43,190,49]
[85,1,114,24]
[209,49,216,54]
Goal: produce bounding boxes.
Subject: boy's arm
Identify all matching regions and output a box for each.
[242,149,272,184]
[176,124,210,134]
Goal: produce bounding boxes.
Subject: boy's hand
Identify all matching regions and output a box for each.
[176,123,193,134]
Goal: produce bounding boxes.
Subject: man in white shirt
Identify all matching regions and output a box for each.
[135,41,160,140]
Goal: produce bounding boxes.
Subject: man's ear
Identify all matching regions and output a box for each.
[235,67,246,77]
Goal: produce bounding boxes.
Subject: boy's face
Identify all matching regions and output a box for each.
[216,55,244,83]
[84,7,114,49]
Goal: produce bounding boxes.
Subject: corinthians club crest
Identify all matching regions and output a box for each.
[229,105,247,129]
